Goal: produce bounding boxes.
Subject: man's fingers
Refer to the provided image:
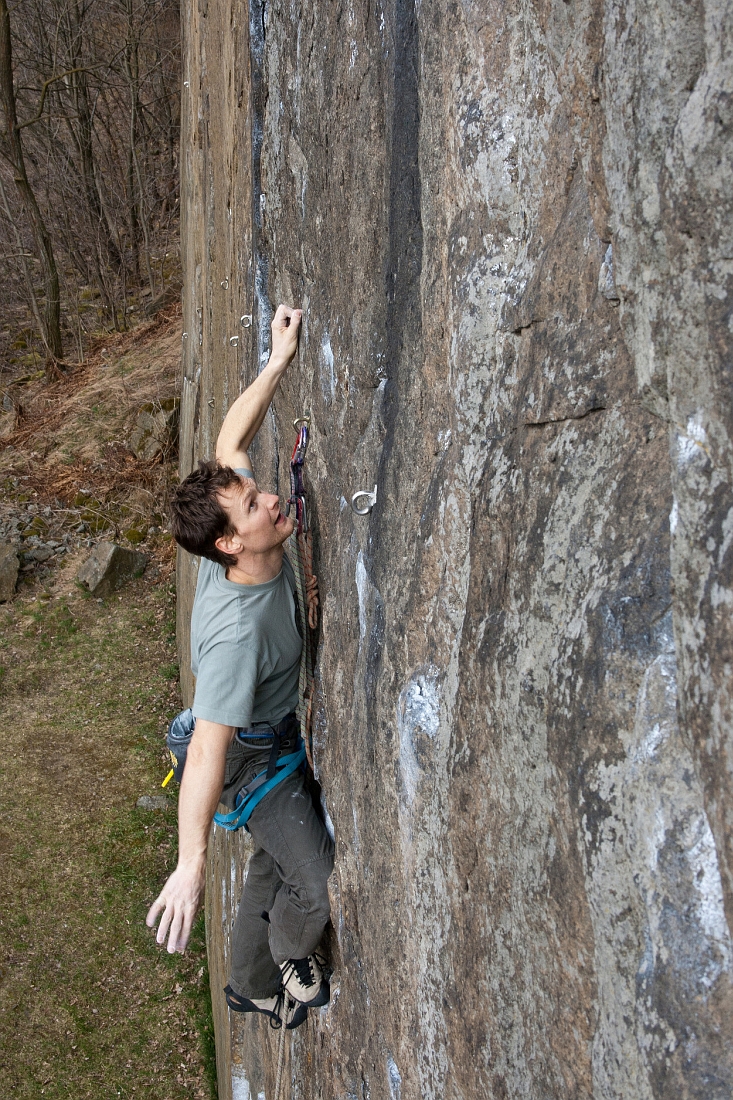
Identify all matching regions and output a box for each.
[178,910,196,955]
[155,901,174,946]
[145,895,166,929]
[147,899,192,954]
[166,908,185,954]
[272,303,291,328]
[272,303,302,331]
[167,904,196,954]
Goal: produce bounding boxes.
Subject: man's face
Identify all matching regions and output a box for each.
[215,475,295,558]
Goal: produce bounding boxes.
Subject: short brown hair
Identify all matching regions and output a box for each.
[169,459,243,567]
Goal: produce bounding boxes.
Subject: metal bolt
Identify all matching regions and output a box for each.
[351,485,378,516]
[182,332,188,339]
[229,336,239,346]
[221,279,228,289]
[208,399,215,408]
[240,315,252,328]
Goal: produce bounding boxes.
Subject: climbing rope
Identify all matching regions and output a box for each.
[273,995,295,1100]
[285,417,319,770]
[269,418,318,1100]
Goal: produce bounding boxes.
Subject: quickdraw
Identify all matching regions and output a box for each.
[285,416,319,769]
[285,416,310,535]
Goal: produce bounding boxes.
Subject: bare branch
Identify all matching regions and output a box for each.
[16,64,101,128]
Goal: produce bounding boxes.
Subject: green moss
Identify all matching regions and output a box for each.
[80,508,113,533]
[125,526,148,544]
[21,516,48,536]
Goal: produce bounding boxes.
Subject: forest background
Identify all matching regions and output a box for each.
[0,0,180,373]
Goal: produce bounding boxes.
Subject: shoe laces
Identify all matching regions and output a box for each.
[271,988,300,1030]
[283,955,317,988]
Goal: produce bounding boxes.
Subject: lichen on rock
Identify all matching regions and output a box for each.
[0,544,19,602]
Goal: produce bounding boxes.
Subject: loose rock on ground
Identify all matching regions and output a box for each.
[76,541,148,598]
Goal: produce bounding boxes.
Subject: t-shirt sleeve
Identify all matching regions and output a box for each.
[282,552,296,594]
[191,638,259,729]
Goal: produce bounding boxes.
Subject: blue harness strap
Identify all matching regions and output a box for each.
[213,746,307,832]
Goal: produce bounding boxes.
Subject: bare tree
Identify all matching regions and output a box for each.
[0,0,180,361]
[0,0,63,360]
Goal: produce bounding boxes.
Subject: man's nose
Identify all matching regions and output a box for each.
[265,493,280,509]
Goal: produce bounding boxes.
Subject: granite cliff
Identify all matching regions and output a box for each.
[176,1,733,1096]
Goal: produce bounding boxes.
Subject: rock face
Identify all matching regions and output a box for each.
[77,542,147,598]
[0,544,19,601]
[177,1,733,1098]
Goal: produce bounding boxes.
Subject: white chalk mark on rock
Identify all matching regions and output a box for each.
[230,1072,251,1100]
[356,551,368,642]
[387,1054,402,1100]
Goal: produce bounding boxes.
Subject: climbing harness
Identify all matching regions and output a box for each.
[165,709,307,832]
[284,416,319,770]
[213,742,306,831]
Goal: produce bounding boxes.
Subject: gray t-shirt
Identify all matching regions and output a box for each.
[190,540,301,730]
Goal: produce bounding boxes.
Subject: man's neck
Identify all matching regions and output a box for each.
[225,544,285,586]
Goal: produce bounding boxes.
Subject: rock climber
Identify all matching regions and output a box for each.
[146,303,333,1029]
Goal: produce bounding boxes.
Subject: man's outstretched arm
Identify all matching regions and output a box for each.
[216,303,302,471]
[145,719,234,953]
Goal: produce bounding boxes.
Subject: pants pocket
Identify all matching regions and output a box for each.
[221,741,273,809]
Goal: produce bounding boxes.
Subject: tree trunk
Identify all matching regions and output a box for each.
[0,172,45,346]
[124,6,140,287]
[68,0,123,273]
[0,0,62,360]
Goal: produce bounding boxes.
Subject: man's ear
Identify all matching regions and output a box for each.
[215,531,243,557]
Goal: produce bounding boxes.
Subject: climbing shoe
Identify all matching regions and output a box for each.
[279,955,330,1006]
[223,984,308,1029]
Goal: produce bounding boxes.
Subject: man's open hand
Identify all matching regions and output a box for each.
[270,303,302,368]
[146,860,205,954]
